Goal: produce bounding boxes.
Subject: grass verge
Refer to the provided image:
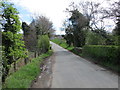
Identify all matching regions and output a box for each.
[51,38,81,56]
[51,38,74,51]
[3,50,53,88]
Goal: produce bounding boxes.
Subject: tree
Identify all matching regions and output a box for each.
[64,25,74,46]
[32,15,55,37]
[27,15,54,55]
[66,8,88,47]
[79,1,102,30]
[22,22,30,36]
[65,1,114,46]
[111,1,120,45]
[101,0,120,45]
[22,22,37,52]
[1,1,27,82]
[65,2,103,47]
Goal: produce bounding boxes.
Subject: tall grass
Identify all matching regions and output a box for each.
[3,50,53,88]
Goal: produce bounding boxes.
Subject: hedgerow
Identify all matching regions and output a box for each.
[82,45,119,64]
[82,45,120,72]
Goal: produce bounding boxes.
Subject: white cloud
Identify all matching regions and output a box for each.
[10,0,117,34]
[10,0,71,30]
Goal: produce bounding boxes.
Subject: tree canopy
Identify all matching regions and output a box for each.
[1,1,27,81]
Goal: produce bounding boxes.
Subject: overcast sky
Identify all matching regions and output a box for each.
[10,0,117,34]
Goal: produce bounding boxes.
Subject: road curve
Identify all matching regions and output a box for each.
[50,42,118,88]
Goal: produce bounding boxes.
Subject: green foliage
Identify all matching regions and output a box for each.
[112,35,120,46]
[65,9,88,47]
[52,38,82,56]
[82,45,120,72]
[51,38,74,51]
[83,45,119,62]
[3,50,53,88]
[2,2,21,33]
[3,32,26,58]
[37,35,50,53]
[65,25,74,46]
[24,16,53,53]
[51,38,60,44]
[86,31,106,45]
[85,30,117,45]
[1,2,27,82]
[30,16,54,38]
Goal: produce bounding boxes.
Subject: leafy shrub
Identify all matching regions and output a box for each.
[82,45,119,64]
[86,31,106,45]
[37,35,50,53]
[113,36,120,45]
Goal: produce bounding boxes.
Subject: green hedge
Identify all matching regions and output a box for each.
[82,45,119,64]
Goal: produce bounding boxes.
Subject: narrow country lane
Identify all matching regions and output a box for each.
[50,42,118,88]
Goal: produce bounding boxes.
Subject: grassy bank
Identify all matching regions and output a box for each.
[51,38,82,56]
[51,38,74,51]
[3,50,53,88]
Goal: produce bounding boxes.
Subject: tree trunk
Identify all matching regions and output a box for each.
[24,58,27,65]
[34,51,36,58]
[13,56,16,72]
